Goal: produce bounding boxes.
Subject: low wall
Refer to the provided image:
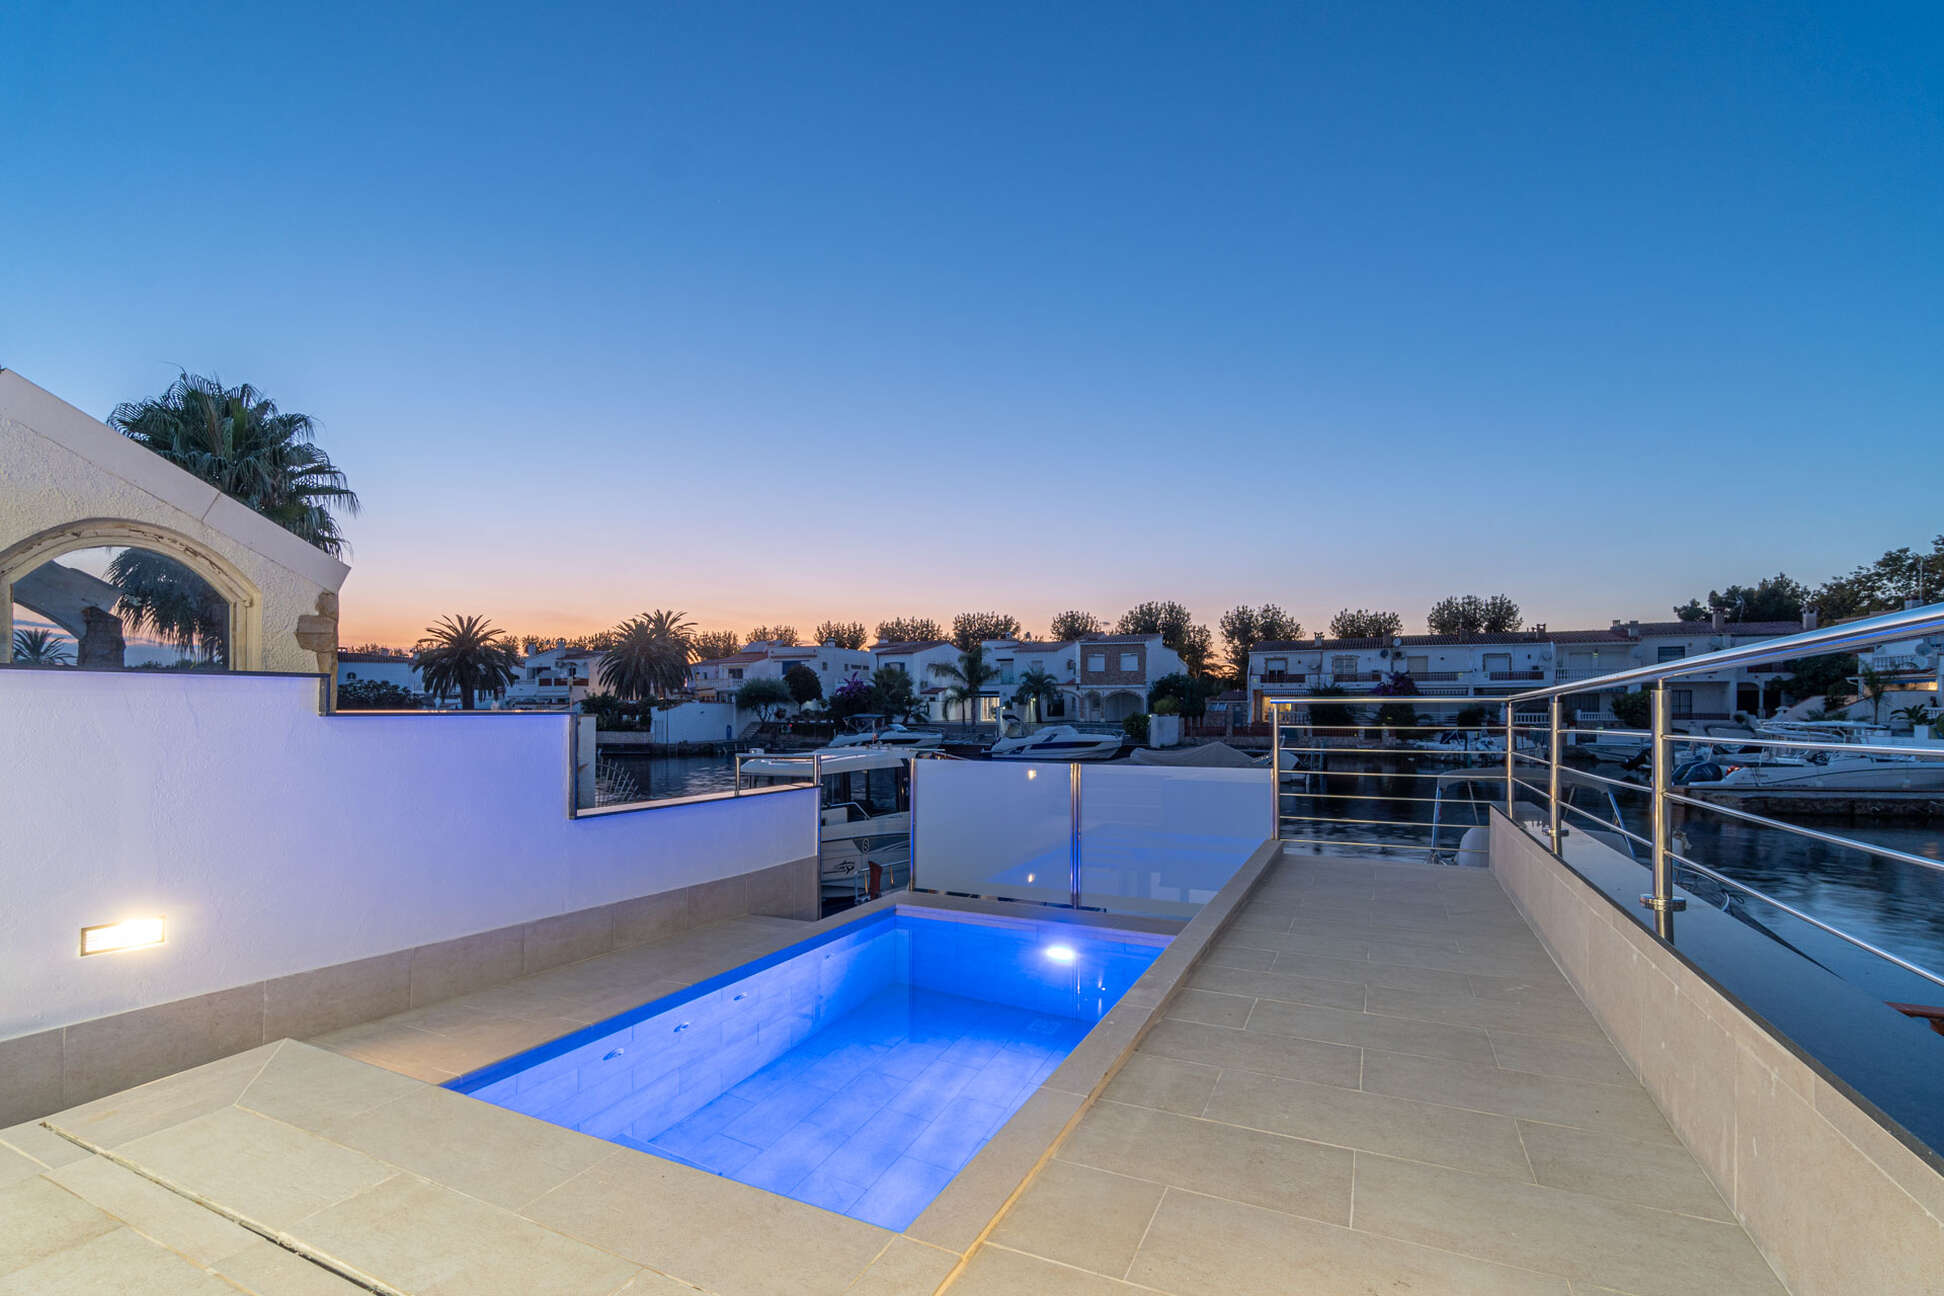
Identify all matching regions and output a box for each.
[1490,813,1944,1295]
[0,668,819,1122]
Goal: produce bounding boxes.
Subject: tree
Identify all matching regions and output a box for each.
[414,615,522,710]
[110,372,359,556]
[951,611,1020,650]
[1048,610,1104,641]
[828,674,877,723]
[1013,667,1062,724]
[1376,701,1420,732]
[1609,690,1653,730]
[1117,601,1215,675]
[747,624,799,646]
[784,662,823,706]
[1860,666,1889,723]
[107,548,229,663]
[875,616,943,644]
[599,610,696,701]
[1218,604,1302,684]
[1672,573,1809,623]
[336,679,418,710]
[691,629,742,662]
[1815,539,1944,619]
[812,620,867,649]
[930,643,1000,726]
[1780,652,1859,704]
[1306,685,1360,733]
[1426,594,1521,635]
[1329,608,1403,639]
[10,628,72,665]
[1148,672,1219,723]
[736,677,792,719]
[871,666,923,722]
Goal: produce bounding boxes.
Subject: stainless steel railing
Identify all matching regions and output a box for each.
[1264,603,1944,999]
[1498,602,1944,987]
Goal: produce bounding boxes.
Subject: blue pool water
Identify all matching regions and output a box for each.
[450,908,1166,1229]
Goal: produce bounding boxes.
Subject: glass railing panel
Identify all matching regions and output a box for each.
[1077,765,1272,917]
[910,758,1074,906]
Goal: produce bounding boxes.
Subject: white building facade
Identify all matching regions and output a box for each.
[1249,612,1816,726]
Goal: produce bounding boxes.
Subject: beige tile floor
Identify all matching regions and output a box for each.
[953,853,1789,1296]
[0,859,1794,1295]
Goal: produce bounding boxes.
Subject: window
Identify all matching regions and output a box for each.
[729,668,743,680]
[1119,652,1138,671]
[885,660,906,673]
[1405,656,1429,674]
[1672,688,1694,716]
[1330,654,1358,677]
[1265,657,1287,674]
[1087,653,1106,672]
[1657,645,1687,663]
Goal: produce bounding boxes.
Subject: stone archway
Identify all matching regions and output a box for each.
[0,519,264,668]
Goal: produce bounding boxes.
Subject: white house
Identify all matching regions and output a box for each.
[335,651,421,697]
[871,633,1185,725]
[1248,611,1816,726]
[689,639,873,708]
[503,642,603,709]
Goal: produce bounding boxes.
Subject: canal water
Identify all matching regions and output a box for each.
[602,752,740,802]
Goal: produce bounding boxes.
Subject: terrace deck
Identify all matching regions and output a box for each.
[0,854,1785,1294]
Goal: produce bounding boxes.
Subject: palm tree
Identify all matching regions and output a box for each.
[414,615,522,710]
[1860,666,1889,723]
[1012,667,1061,725]
[110,373,359,556]
[105,548,229,664]
[931,644,1000,729]
[599,609,697,701]
[11,628,73,665]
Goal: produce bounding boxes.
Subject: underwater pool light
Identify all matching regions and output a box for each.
[1045,943,1077,964]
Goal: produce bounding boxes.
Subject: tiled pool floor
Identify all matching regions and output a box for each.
[629,986,1090,1229]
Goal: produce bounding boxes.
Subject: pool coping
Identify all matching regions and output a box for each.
[25,843,1283,1294]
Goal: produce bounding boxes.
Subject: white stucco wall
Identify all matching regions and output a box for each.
[0,669,817,1039]
[0,370,349,673]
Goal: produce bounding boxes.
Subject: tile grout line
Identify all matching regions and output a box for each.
[34,1120,403,1296]
[1117,1184,1169,1283]
[1078,1095,1737,1224]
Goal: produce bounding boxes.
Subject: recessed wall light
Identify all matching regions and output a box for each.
[80,916,165,957]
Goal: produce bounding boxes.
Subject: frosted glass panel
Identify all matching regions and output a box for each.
[912,759,1073,904]
[1078,766,1271,916]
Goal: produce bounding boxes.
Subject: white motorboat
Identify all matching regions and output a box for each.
[987,724,1125,761]
[1671,718,1944,792]
[826,722,942,750]
[1672,753,1944,793]
[1405,729,1506,756]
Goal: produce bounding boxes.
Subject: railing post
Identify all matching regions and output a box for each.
[1503,702,1516,817]
[906,754,919,896]
[1068,761,1083,909]
[1547,695,1562,854]
[1639,683,1684,933]
[1270,702,1283,842]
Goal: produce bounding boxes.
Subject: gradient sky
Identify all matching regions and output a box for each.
[5,2,1940,646]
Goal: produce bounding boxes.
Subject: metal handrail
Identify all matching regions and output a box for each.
[1505,601,1944,703]
[1665,849,1944,991]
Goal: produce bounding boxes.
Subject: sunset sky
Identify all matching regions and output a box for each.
[6,3,1940,647]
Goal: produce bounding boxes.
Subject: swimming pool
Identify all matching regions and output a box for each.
[450,907,1166,1229]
